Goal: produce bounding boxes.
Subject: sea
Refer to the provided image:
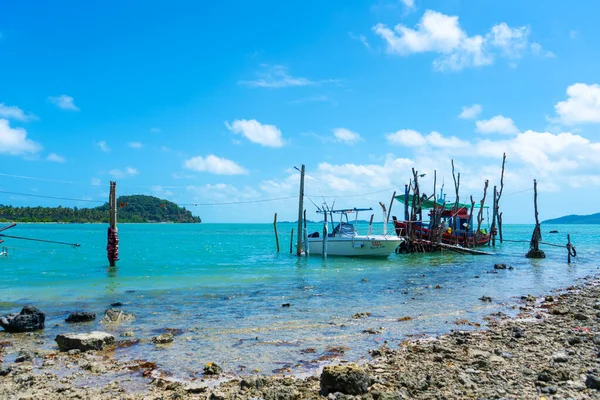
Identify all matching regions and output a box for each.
[0,222,598,379]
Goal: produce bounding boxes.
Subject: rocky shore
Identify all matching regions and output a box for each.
[1,276,600,399]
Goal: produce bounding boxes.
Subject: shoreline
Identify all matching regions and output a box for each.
[1,275,599,399]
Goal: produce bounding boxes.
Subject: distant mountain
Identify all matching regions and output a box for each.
[542,213,600,225]
[0,195,201,223]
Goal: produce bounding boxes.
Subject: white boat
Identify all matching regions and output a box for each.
[306,208,403,258]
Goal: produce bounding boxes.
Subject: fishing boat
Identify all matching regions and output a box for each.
[392,189,492,248]
[306,208,403,257]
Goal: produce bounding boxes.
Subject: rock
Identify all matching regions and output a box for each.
[568,336,582,345]
[281,303,291,307]
[479,296,492,302]
[494,263,507,270]
[203,362,223,376]
[352,312,371,319]
[152,332,174,345]
[551,306,569,315]
[540,386,558,394]
[512,327,525,339]
[544,296,554,302]
[68,349,81,356]
[100,308,136,324]
[551,352,569,363]
[573,313,588,321]
[240,376,268,390]
[55,331,116,351]
[320,364,370,395]
[524,295,536,303]
[65,312,96,323]
[121,331,134,337]
[0,306,45,333]
[110,302,123,307]
[585,374,600,390]
[15,350,34,363]
[0,366,11,376]
[508,266,514,270]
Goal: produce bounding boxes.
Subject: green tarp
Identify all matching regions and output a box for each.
[394,195,488,210]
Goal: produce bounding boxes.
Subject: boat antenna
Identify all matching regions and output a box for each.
[307,196,322,212]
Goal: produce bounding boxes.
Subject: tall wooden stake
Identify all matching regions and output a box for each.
[290,228,294,254]
[296,165,305,256]
[107,181,119,267]
[451,160,460,245]
[496,153,506,243]
[273,213,280,252]
[475,180,489,246]
[468,195,475,248]
[303,209,309,257]
[490,186,498,246]
[526,179,545,258]
[567,234,572,264]
[322,210,328,259]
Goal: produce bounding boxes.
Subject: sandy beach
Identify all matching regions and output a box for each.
[1,274,599,399]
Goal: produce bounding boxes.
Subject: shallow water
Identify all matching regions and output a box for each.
[0,222,598,378]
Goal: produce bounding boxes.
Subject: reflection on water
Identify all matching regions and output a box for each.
[0,223,598,378]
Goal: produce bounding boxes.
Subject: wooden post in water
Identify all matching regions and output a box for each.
[475,180,489,246]
[490,186,498,246]
[289,228,294,254]
[526,179,545,258]
[386,191,396,236]
[273,213,280,252]
[303,209,309,257]
[322,210,328,259]
[451,160,461,245]
[368,213,374,236]
[567,234,572,264]
[296,165,305,256]
[496,153,506,243]
[468,195,475,248]
[107,181,119,267]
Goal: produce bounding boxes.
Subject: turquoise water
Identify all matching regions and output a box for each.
[1,222,598,378]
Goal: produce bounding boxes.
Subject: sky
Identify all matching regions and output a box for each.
[1,0,599,223]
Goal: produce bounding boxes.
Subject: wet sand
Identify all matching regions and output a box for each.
[1,276,599,399]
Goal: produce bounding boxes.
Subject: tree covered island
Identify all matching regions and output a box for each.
[0,195,201,223]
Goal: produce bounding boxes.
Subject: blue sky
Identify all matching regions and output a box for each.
[1,0,599,223]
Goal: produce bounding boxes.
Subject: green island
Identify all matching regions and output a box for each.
[542,212,600,225]
[0,195,201,223]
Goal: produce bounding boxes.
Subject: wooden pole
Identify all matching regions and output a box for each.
[386,191,396,232]
[322,210,328,259]
[526,179,545,258]
[490,186,497,246]
[468,195,475,248]
[567,234,572,264]
[496,153,506,243]
[475,180,489,246]
[290,228,294,254]
[432,170,437,241]
[303,209,309,257]
[368,213,374,236]
[107,181,119,267]
[379,202,387,235]
[273,213,280,252]
[296,165,305,256]
[451,160,460,245]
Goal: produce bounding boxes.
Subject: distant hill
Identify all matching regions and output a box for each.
[542,213,600,225]
[0,195,200,223]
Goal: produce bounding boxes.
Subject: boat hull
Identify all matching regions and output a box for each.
[307,236,402,258]
[393,221,491,247]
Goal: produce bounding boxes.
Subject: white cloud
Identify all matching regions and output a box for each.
[458,104,482,119]
[47,153,65,163]
[373,10,547,71]
[400,0,415,9]
[349,32,371,49]
[128,141,143,149]
[0,103,37,121]
[0,119,42,156]
[225,119,285,147]
[476,115,519,134]
[96,141,110,152]
[554,83,600,125]
[184,154,248,175]
[239,65,315,88]
[333,128,362,145]
[109,167,139,178]
[530,42,555,58]
[48,95,79,111]
[386,129,427,147]
[386,129,469,148]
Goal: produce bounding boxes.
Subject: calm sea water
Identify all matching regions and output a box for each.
[0,222,598,378]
